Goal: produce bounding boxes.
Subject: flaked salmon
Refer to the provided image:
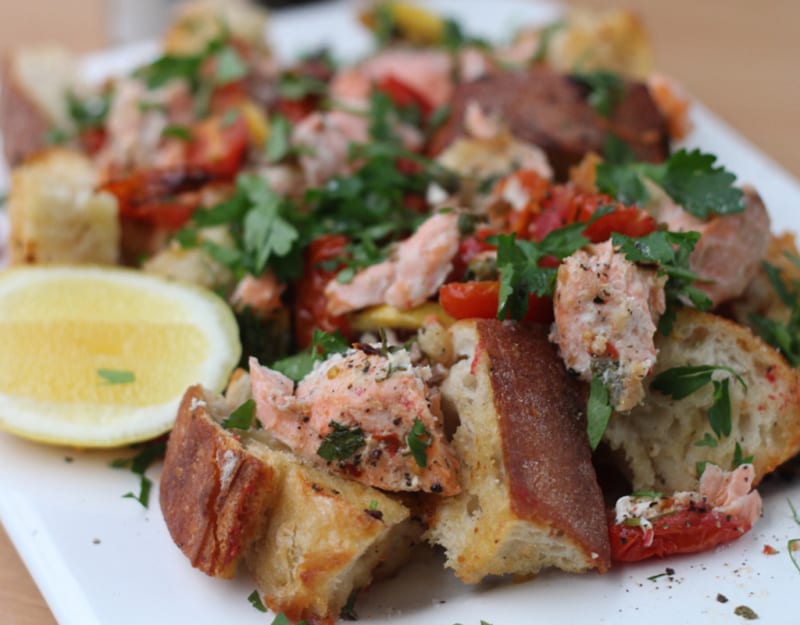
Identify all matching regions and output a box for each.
[249,348,460,495]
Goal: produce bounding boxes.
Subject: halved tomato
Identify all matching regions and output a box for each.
[439,281,553,324]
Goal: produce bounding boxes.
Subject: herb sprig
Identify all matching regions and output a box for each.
[571,69,626,118]
[317,421,366,462]
[586,375,613,450]
[651,365,747,446]
[750,255,800,366]
[271,329,349,383]
[611,230,712,334]
[596,149,745,219]
[110,440,167,508]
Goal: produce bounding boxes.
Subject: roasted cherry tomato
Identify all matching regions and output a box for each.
[186,113,249,180]
[294,234,352,348]
[78,127,107,156]
[376,75,434,118]
[439,281,553,324]
[497,170,657,243]
[101,167,212,230]
[608,509,753,562]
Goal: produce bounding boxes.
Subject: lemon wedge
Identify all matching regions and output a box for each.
[0,265,241,447]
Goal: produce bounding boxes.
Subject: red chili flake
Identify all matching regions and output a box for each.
[762,544,779,555]
[765,366,776,383]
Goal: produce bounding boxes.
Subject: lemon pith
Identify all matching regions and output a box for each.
[0,265,241,447]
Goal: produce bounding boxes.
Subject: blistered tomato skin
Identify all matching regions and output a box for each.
[439,281,553,323]
[294,234,352,348]
[608,509,752,562]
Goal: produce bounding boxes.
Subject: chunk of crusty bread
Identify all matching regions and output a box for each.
[0,46,78,165]
[604,308,800,492]
[425,319,610,582]
[8,148,119,265]
[160,382,421,625]
[164,0,270,56]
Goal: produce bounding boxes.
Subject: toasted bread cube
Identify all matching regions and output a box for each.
[604,309,800,492]
[426,320,610,582]
[9,148,119,265]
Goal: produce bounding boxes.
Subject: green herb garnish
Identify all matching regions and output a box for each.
[271,329,349,383]
[248,590,267,612]
[611,229,712,335]
[651,365,746,443]
[265,114,292,163]
[587,375,613,450]
[110,440,166,509]
[750,256,800,366]
[317,422,366,462]
[571,69,626,118]
[407,418,432,468]
[596,148,744,219]
[222,399,256,430]
[277,73,327,101]
[732,442,754,468]
[161,124,194,142]
[97,369,135,385]
[532,20,565,63]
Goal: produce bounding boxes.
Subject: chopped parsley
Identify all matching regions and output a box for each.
[586,375,613,450]
[110,440,166,508]
[532,20,565,63]
[265,114,292,163]
[222,399,256,430]
[161,124,194,142]
[271,329,349,383]
[491,209,613,320]
[248,590,267,612]
[66,89,111,131]
[790,499,800,575]
[750,255,800,366]
[596,148,745,219]
[651,365,747,445]
[611,229,712,335]
[277,72,327,101]
[407,418,432,468]
[732,441,754,468]
[97,368,135,385]
[317,422,366,462]
[571,69,626,118]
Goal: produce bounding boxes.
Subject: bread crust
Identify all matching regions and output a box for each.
[427,319,610,582]
[477,320,610,563]
[160,386,277,578]
[161,383,421,624]
[604,309,800,491]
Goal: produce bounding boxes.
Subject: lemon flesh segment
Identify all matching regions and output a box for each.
[0,266,241,447]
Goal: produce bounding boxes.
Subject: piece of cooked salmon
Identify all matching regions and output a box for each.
[249,348,460,495]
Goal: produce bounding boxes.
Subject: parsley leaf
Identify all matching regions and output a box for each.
[277,73,327,101]
[248,590,267,613]
[213,46,248,84]
[407,418,432,467]
[611,230,712,334]
[222,399,256,430]
[492,215,610,320]
[732,441,754,468]
[597,149,744,219]
[317,422,366,462]
[694,432,719,448]
[110,440,166,509]
[97,369,135,385]
[750,258,800,366]
[66,90,111,131]
[587,375,613,450]
[271,329,349,383]
[532,20,565,63]
[651,365,746,442]
[161,124,194,142]
[571,70,626,118]
[265,114,292,163]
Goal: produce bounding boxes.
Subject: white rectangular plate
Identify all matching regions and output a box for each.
[1,1,799,624]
